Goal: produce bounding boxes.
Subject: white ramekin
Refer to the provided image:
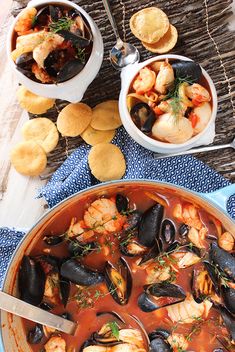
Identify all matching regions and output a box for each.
[119,54,217,154]
[7,0,104,103]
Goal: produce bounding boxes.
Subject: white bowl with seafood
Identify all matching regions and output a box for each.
[7,0,103,103]
[119,54,217,154]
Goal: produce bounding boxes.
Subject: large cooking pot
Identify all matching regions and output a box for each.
[0,180,234,351]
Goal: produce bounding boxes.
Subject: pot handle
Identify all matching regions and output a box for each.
[199,184,235,214]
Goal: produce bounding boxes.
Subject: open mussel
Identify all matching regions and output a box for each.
[172,60,202,82]
[115,194,128,213]
[130,103,156,134]
[120,238,148,257]
[138,203,164,248]
[138,282,186,312]
[192,267,215,303]
[161,219,175,246]
[217,305,235,342]
[19,256,45,306]
[105,257,132,305]
[209,242,235,281]
[124,211,141,232]
[60,277,70,307]
[221,285,235,315]
[43,233,65,246]
[49,5,62,22]
[149,328,172,352]
[27,323,44,344]
[60,259,104,286]
[57,58,85,83]
[58,30,90,48]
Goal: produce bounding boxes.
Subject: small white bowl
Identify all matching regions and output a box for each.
[119,54,217,154]
[7,0,104,103]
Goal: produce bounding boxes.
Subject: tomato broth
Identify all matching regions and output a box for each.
[20,188,234,352]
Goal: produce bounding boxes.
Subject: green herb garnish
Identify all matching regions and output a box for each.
[49,17,74,33]
[76,48,86,64]
[107,321,120,340]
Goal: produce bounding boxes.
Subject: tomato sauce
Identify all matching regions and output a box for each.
[21,189,233,352]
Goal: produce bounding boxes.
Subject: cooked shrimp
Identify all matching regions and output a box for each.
[190,102,212,134]
[154,61,174,94]
[33,34,64,68]
[167,294,212,323]
[14,7,37,36]
[167,333,189,351]
[44,336,66,352]
[218,231,234,251]
[32,63,53,83]
[133,67,156,95]
[185,83,211,104]
[84,198,126,234]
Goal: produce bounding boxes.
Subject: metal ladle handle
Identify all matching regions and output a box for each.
[102,0,121,42]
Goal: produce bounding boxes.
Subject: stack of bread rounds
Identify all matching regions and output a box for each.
[130,7,178,53]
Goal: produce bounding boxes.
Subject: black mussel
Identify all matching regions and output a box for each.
[146,282,186,305]
[15,53,34,69]
[27,324,44,344]
[216,336,233,352]
[149,328,170,341]
[58,30,90,47]
[68,240,99,257]
[49,5,62,22]
[209,242,235,281]
[138,292,159,312]
[33,5,49,25]
[44,50,60,77]
[172,60,202,82]
[36,255,60,273]
[105,257,132,305]
[203,261,220,295]
[39,302,53,311]
[116,194,128,213]
[57,59,85,83]
[43,234,65,246]
[178,223,189,238]
[68,8,79,20]
[130,103,156,134]
[139,240,163,265]
[125,211,141,231]
[221,285,235,314]
[150,337,172,352]
[192,268,214,303]
[96,311,125,323]
[165,240,180,254]
[120,239,148,257]
[19,256,45,306]
[138,203,164,248]
[60,277,70,307]
[60,312,72,320]
[213,349,224,352]
[60,259,104,286]
[161,219,175,245]
[217,305,235,341]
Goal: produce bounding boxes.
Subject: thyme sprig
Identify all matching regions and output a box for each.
[49,17,74,33]
[107,321,120,340]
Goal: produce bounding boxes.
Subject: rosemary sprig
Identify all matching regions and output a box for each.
[49,17,74,33]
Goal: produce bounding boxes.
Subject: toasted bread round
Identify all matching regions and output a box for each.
[57,103,92,137]
[130,7,169,44]
[17,86,55,114]
[88,143,126,181]
[90,100,122,131]
[81,125,115,146]
[10,141,47,176]
[21,118,59,153]
[142,25,178,53]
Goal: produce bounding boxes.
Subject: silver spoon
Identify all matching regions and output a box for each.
[154,137,235,159]
[102,0,140,69]
[0,291,76,335]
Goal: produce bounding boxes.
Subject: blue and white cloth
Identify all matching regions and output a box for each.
[0,127,234,288]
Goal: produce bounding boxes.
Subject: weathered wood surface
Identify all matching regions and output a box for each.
[0,0,235,228]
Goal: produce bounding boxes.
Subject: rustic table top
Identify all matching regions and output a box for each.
[0,0,235,229]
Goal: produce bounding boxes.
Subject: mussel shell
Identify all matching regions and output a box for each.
[161,219,175,245]
[138,203,164,248]
[19,256,45,306]
[146,282,186,302]
[58,30,90,47]
[149,328,170,341]
[116,194,128,213]
[57,59,85,83]
[209,242,235,281]
[60,277,70,307]
[27,324,44,344]
[60,312,72,320]
[172,60,202,82]
[150,337,172,352]
[221,285,235,314]
[217,305,235,341]
[203,261,220,295]
[130,103,156,134]
[96,311,125,323]
[213,349,224,352]
[60,259,104,286]
[139,240,163,265]
[138,292,159,312]
[191,268,213,303]
[39,302,53,311]
[43,234,64,246]
[36,255,60,274]
[49,5,62,22]
[104,257,132,305]
[15,53,34,68]
[178,223,189,238]
[124,211,141,231]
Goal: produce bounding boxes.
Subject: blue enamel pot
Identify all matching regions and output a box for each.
[0,180,234,351]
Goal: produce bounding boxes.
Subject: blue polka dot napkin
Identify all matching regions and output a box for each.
[0,127,234,289]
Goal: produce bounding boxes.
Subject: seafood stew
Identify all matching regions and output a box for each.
[16,186,235,352]
[11,4,93,83]
[127,59,212,144]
